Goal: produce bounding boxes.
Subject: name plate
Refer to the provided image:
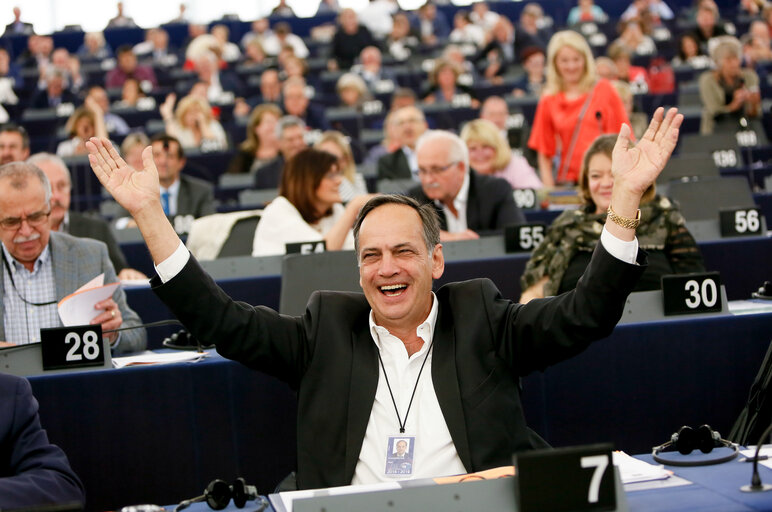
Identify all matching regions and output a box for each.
[286,240,326,255]
[514,443,616,512]
[712,149,738,168]
[41,324,105,371]
[662,272,722,316]
[736,130,758,148]
[505,223,545,252]
[719,207,762,237]
[513,189,538,209]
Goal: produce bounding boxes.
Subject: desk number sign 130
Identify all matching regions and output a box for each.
[41,324,105,371]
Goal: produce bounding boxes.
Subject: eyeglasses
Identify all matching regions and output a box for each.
[323,168,343,181]
[417,161,459,177]
[0,210,51,230]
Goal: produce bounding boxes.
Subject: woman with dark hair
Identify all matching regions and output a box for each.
[226,103,281,174]
[252,148,374,256]
[519,134,704,302]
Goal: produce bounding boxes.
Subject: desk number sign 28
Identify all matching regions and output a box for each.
[41,324,105,371]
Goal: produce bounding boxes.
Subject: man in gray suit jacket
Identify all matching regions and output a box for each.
[0,162,146,354]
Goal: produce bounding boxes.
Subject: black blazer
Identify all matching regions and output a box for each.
[152,243,645,490]
[408,171,526,233]
[377,148,413,180]
[68,211,129,273]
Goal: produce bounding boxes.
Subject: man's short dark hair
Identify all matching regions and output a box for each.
[150,132,185,159]
[353,195,441,256]
[0,123,30,149]
[116,44,134,56]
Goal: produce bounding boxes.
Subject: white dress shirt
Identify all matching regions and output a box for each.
[436,170,470,233]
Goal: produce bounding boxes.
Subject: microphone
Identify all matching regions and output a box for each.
[595,110,603,133]
[103,319,212,352]
[740,422,772,492]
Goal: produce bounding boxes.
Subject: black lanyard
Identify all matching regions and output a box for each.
[1,251,57,306]
[376,337,435,434]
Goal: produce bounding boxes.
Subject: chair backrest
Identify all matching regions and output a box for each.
[668,176,755,222]
[279,250,360,316]
[217,216,262,258]
[376,179,416,194]
[238,188,279,207]
[657,154,718,184]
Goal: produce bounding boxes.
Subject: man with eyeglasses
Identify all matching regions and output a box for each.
[408,130,525,241]
[0,161,146,352]
[377,106,428,181]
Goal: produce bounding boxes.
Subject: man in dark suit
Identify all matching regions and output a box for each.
[0,373,84,508]
[254,116,307,190]
[114,134,215,234]
[29,152,147,280]
[86,107,684,489]
[408,130,524,241]
[377,106,428,180]
[3,7,34,36]
[281,77,330,131]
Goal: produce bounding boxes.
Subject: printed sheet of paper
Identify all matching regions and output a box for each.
[57,274,119,326]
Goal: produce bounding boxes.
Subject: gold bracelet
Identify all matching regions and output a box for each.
[607,205,641,229]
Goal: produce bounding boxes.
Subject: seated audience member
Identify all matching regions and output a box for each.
[226,103,282,175]
[377,106,428,180]
[351,46,398,91]
[621,0,674,23]
[475,17,516,81]
[387,12,420,61]
[0,162,147,352]
[271,0,296,17]
[407,130,525,241]
[672,32,711,67]
[460,119,542,190]
[336,73,372,108]
[742,20,772,68]
[38,48,83,94]
[3,6,34,36]
[133,28,177,67]
[364,111,400,165]
[413,2,451,45]
[262,22,309,59]
[688,1,728,56]
[698,36,761,134]
[566,0,608,25]
[105,45,157,90]
[242,38,269,66]
[595,56,619,80]
[281,77,329,131]
[254,115,308,189]
[240,18,272,50]
[120,132,150,170]
[330,8,376,71]
[113,77,147,108]
[258,68,282,104]
[314,131,368,201]
[442,44,479,79]
[29,69,78,109]
[252,148,372,256]
[449,10,486,50]
[0,47,23,96]
[16,35,52,70]
[613,19,656,56]
[607,42,649,90]
[106,1,136,28]
[0,124,30,165]
[512,46,546,97]
[160,93,228,150]
[29,153,146,280]
[182,51,244,104]
[514,3,552,57]
[0,373,85,508]
[470,1,501,31]
[56,100,109,157]
[422,58,479,107]
[86,85,130,135]
[77,31,113,61]
[114,134,215,232]
[520,134,704,302]
[210,24,241,63]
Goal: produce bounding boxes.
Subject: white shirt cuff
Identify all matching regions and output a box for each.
[600,226,639,265]
[154,240,190,283]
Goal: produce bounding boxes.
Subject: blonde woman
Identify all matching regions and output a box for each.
[160,93,228,150]
[314,130,368,202]
[528,30,630,186]
[56,97,108,157]
[226,103,281,174]
[461,119,542,189]
[335,73,372,108]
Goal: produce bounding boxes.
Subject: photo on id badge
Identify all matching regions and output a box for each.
[385,435,415,476]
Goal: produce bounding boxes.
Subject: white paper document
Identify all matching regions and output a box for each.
[613,451,671,484]
[57,274,119,326]
[272,482,401,512]
[112,350,209,368]
[741,446,772,470]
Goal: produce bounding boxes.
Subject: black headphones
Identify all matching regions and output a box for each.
[652,424,738,466]
[174,478,262,511]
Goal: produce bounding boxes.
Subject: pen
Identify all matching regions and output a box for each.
[741,455,769,462]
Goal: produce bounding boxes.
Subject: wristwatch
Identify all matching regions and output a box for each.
[607,205,641,229]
